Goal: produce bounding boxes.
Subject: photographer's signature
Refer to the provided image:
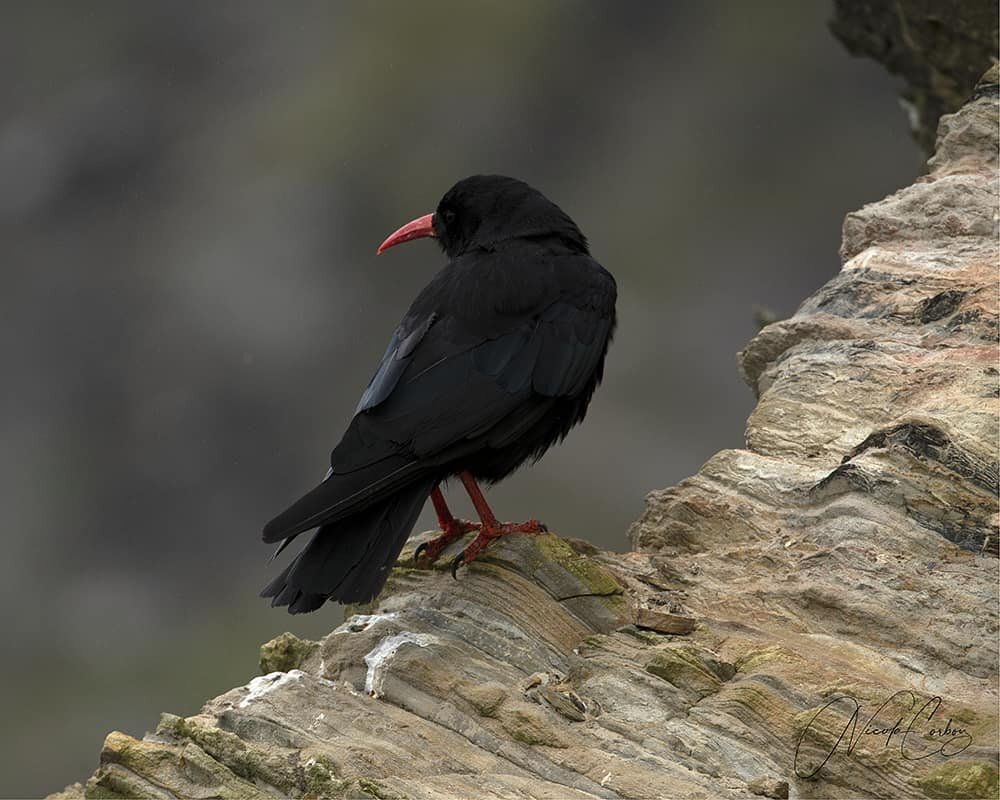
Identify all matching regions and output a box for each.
[794,690,973,779]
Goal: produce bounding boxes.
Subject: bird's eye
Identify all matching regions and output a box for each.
[442,209,456,224]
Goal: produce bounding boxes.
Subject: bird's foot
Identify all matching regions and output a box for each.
[450,519,548,578]
[414,518,482,564]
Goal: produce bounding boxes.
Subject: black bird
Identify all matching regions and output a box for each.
[261,175,616,613]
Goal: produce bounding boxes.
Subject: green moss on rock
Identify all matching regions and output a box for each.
[617,624,659,644]
[735,644,805,672]
[303,754,348,799]
[85,766,160,800]
[915,761,998,799]
[85,731,272,800]
[646,646,734,698]
[594,591,629,617]
[354,777,406,799]
[259,631,319,674]
[156,713,299,793]
[533,534,622,597]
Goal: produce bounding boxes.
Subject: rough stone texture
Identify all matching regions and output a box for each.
[830,0,999,154]
[51,69,999,800]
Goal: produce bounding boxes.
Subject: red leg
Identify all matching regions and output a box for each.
[430,486,465,531]
[459,472,499,527]
[454,471,546,571]
[414,485,481,563]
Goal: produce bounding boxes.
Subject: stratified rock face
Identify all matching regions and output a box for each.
[53,71,998,800]
[830,0,999,154]
[629,65,999,799]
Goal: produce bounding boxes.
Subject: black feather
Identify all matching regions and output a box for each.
[262,478,434,611]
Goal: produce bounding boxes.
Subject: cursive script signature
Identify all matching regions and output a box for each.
[794,690,973,779]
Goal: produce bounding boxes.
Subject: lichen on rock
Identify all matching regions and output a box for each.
[259,630,320,674]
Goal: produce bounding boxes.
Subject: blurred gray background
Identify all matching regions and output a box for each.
[2,2,920,795]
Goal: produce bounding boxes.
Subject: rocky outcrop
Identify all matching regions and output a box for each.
[52,65,999,800]
[830,0,998,154]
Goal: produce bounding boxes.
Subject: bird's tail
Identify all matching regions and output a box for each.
[260,477,435,613]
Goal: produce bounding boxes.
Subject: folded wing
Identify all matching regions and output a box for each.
[263,258,616,543]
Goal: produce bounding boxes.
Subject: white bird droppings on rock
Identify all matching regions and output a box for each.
[239,669,305,708]
[363,632,436,698]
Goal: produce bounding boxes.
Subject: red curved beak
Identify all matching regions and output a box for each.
[376,212,436,255]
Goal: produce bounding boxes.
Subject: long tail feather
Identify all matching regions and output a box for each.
[261,478,434,613]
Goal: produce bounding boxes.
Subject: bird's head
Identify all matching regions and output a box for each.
[377,175,588,259]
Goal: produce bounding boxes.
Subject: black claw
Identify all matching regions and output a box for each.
[414,542,428,563]
[450,553,465,580]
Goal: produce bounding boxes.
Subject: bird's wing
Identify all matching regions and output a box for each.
[263,259,615,542]
[355,312,439,414]
[528,279,617,397]
[370,262,616,457]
